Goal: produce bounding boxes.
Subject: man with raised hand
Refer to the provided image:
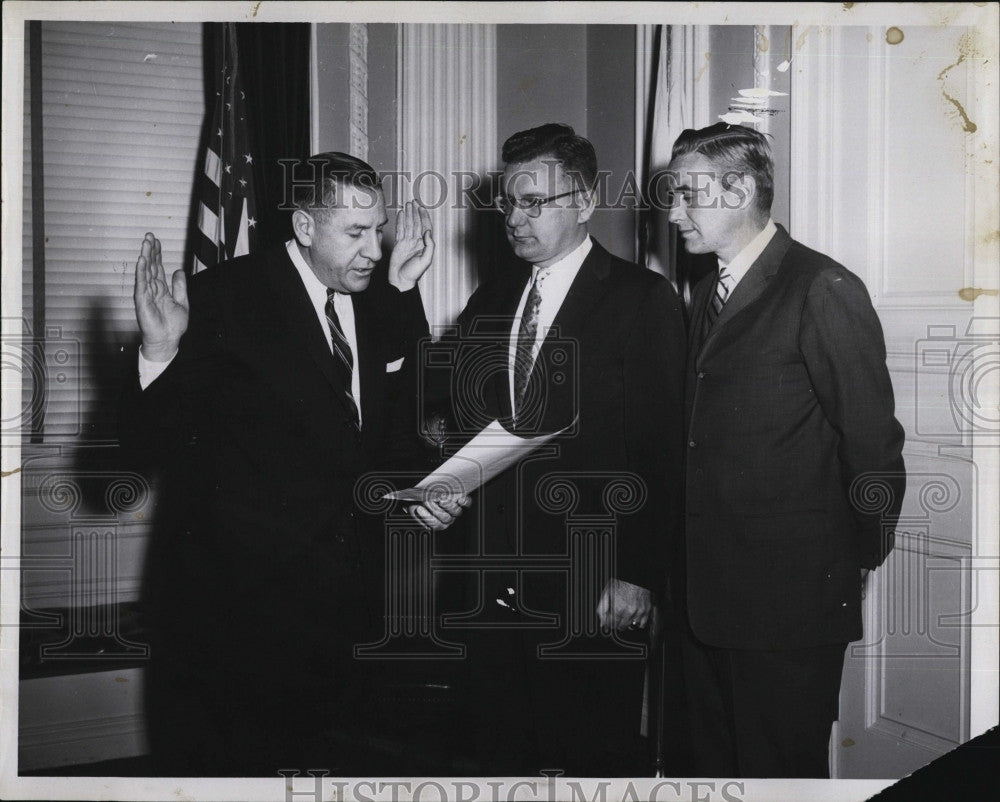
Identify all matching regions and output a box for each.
[121,152,467,775]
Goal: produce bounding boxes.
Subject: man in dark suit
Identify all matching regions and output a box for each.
[119,152,468,775]
[666,123,906,777]
[441,124,687,775]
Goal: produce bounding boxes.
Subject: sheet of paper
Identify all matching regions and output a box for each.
[383,419,571,503]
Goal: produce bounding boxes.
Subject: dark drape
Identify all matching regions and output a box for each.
[208,23,312,248]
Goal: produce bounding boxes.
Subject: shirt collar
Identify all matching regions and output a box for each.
[532,235,593,281]
[718,219,777,287]
[287,239,339,306]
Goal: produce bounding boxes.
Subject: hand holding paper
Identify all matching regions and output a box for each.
[384,418,573,504]
[407,494,472,531]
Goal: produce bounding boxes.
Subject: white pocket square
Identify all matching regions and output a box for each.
[386,357,404,373]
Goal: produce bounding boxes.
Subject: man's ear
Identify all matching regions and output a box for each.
[577,188,597,225]
[291,209,314,247]
[721,172,756,212]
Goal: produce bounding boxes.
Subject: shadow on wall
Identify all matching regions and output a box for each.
[460,171,508,301]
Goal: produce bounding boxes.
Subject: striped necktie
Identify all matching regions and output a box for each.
[513,269,545,422]
[705,266,734,330]
[325,289,361,430]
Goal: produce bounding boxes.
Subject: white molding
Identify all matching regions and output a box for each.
[866,26,887,306]
[398,24,497,333]
[968,9,1000,739]
[349,22,369,162]
[753,25,773,139]
[789,25,834,251]
[858,533,970,756]
[309,22,319,156]
[691,26,712,128]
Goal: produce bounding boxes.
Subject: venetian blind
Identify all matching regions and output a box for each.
[32,21,204,441]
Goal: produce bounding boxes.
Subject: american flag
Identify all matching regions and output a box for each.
[640,25,689,290]
[194,23,258,273]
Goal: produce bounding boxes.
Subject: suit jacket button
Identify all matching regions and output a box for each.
[697,372,705,379]
[688,440,697,448]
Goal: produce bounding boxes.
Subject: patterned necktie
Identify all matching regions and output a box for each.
[705,266,734,330]
[325,289,361,430]
[513,270,545,422]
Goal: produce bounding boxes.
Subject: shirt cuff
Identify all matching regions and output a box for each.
[138,347,177,390]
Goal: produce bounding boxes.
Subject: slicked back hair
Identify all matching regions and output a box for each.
[501,123,598,192]
[671,123,774,219]
[293,151,380,214]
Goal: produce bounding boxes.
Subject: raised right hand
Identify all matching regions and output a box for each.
[134,232,188,360]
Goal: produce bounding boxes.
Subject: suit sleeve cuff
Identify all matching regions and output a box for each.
[138,347,178,390]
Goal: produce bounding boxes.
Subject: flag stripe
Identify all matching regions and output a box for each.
[204,147,221,186]
[197,202,220,243]
[192,22,257,272]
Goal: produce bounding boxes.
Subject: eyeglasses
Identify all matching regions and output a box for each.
[493,189,583,218]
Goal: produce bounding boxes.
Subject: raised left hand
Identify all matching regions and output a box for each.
[597,577,653,631]
[388,201,435,291]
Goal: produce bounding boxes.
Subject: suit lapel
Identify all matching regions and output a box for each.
[688,270,716,369]
[520,240,611,431]
[546,241,611,345]
[698,225,792,363]
[262,246,362,425]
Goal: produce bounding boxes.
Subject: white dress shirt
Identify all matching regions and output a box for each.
[508,235,592,412]
[139,240,363,424]
[718,218,778,291]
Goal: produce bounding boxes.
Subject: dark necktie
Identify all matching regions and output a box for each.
[513,270,545,422]
[325,289,361,429]
[705,266,734,331]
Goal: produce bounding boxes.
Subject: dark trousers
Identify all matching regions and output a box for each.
[680,630,847,778]
[145,634,376,777]
[466,623,650,776]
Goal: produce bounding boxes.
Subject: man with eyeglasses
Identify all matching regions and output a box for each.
[439,123,687,775]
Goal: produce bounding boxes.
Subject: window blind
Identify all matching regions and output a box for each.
[32,21,204,441]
